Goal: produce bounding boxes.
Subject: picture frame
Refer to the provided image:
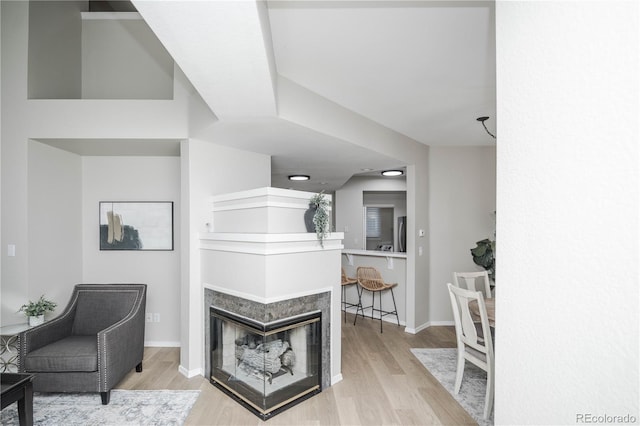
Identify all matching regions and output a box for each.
[99,201,174,251]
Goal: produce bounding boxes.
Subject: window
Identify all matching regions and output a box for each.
[366,207,382,238]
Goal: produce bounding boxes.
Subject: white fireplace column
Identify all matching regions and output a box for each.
[200,187,344,386]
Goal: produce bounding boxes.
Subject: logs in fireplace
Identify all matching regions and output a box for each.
[210,307,322,420]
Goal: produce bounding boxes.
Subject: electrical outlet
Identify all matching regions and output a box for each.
[153,313,160,323]
[145,313,153,322]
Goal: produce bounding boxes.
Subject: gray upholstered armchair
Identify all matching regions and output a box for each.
[18,284,146,405]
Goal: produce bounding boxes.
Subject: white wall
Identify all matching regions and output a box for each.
[335,176,407,250]
[82,156,181,346]
[180,139,270,375]
[81,15,174,99]
[1,1,30,326]
[28,1,84,99]
[1,0,191,327]
[496,2,639,424]
[336,148,496,328]
[26,141,83,323]
[429,146,496,323]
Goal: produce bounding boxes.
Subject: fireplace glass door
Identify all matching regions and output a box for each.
[210,308,321,419]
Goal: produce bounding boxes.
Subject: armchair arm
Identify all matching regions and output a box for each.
[97,291,146,392]
[18,308,75,371]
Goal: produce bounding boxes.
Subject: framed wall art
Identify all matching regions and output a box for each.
[99,201,174,251]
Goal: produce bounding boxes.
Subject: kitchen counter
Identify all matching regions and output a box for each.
[341,250,407,326]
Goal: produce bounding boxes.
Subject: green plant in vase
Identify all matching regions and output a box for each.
[309,192,331,247]
[18,294,57,326]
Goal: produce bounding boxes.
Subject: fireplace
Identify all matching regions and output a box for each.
[210,307,322,420]
[201,188,342,418]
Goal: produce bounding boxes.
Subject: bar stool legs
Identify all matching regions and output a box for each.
[341,268,360,323]
[353,286,400,333]
[341,284,359,323]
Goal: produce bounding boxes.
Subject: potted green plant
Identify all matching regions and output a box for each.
[307,192,331,247]
[19,295,57,326]
[470,238,496,281]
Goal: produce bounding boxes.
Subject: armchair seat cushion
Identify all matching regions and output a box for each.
[24,335,97,372]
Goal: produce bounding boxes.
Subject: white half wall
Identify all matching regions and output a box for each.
[495,2,639,424]
[82,156,181,346]
[429,146,496,323]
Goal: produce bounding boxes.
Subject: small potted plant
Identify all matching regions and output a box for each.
[19,295,57,326]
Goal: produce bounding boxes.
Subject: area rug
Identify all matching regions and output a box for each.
[410,348,493,426]
[0,389,200,426]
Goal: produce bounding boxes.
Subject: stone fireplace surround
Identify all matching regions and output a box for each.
[204,287,332,390]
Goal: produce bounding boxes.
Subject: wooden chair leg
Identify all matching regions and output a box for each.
[454,350,465,394]
[484,361,494,419]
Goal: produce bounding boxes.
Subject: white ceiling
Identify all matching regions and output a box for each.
[265,1,496,191]
[268,1,496,147]
[55,1,497,193]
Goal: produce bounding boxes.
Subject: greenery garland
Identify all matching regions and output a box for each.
[309,192,331,247]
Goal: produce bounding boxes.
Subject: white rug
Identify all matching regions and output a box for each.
[410,348,493,426]
[0,389,200,426]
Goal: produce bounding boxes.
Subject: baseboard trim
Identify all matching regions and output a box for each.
[405,320,454,334]
[178,365,203,378]
[144,340,181,347]
[331,373,343,386]
[428,320,455,327]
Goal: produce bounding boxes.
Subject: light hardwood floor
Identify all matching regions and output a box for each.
[116,314,476,425]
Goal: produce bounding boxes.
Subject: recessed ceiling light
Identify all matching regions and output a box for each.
[381,170,403,177]
[360,168,374,172]
[288,175,310,181]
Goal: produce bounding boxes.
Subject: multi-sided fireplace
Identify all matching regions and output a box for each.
[210,307,322,420]
[202,188,343,419]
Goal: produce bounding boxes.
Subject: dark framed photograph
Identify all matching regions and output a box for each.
[99,201,174,251]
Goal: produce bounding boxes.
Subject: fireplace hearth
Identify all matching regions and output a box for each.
[210,307,322,420]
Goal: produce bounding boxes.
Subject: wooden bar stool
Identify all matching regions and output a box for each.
[353,266,400,332]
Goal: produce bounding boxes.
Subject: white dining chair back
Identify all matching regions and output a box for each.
[447,282,494,420]
[452,271,492,298]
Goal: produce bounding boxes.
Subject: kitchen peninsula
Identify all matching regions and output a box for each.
[341,249,407,325]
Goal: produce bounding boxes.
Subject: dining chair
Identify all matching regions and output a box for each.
[447,282,494,420]
[452,271,492,298]
[341,268,359,323]
[353,266,400,333]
